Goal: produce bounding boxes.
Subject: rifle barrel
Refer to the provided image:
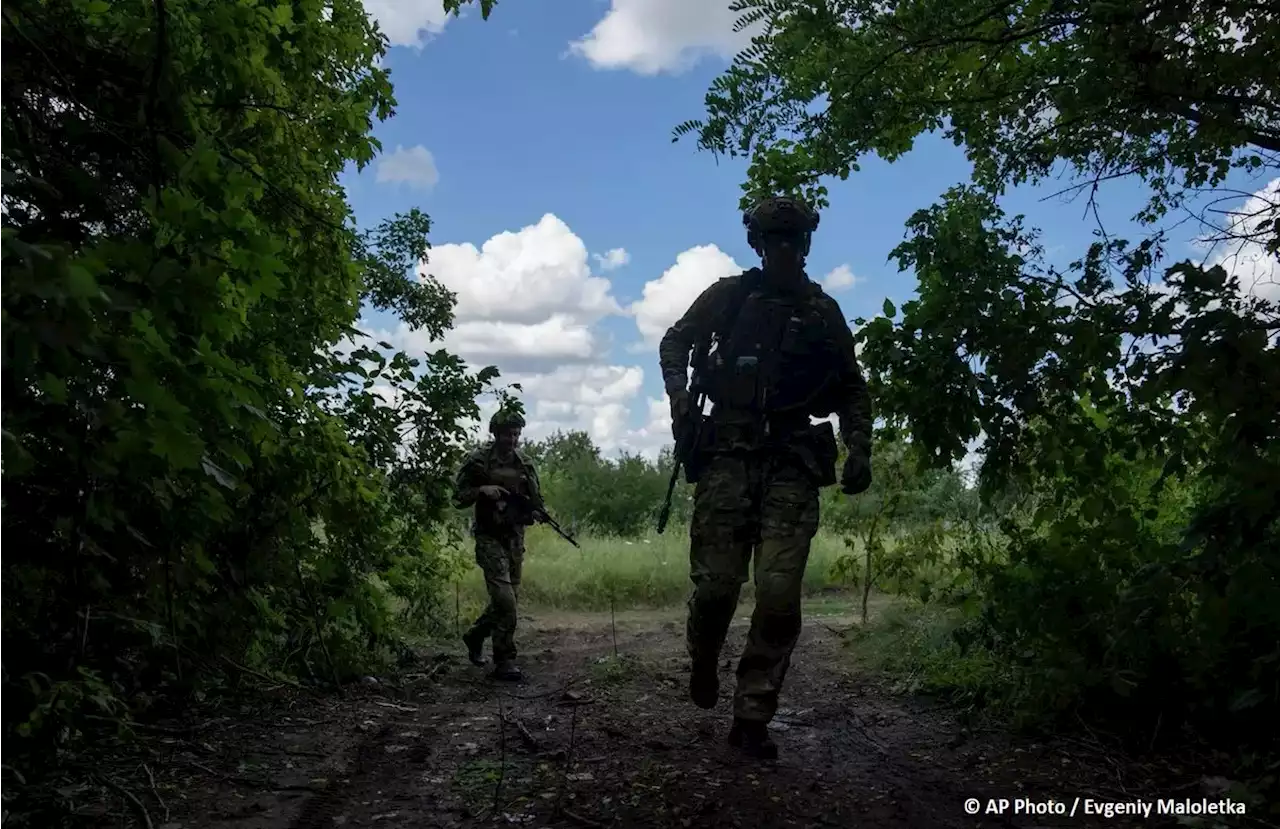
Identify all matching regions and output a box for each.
[503,493,579,547]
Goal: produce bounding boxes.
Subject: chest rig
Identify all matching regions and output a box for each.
[704,285,836,423]
[487,460,529,496]
[475,450,533,534]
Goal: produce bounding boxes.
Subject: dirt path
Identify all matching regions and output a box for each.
[100,603,1215,829]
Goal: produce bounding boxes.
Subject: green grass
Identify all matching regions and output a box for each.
[588,652,646,686]
[844,600,1010,708]
[452,526,857,613]
[443,526,1007,714]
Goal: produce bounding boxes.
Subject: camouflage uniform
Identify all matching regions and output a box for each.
[452,429,543,673]
[659,199,872,746]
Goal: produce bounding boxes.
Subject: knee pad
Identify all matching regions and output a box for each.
[754,571,803,613]
[695,575,741,603]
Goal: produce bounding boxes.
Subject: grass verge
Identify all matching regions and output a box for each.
[843,600,1010,711]
[451,526,857,615]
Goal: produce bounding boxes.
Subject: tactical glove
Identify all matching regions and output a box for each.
[667,388,691,442]
[840,450,872,495]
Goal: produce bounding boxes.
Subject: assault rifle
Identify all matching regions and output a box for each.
[655,271,759,534]
[502,491,580,548]
[656,343,712,535]
[656,394,705,534]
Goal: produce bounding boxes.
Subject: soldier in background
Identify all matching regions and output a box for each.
[452,409,543,682]
[658,196,873,759]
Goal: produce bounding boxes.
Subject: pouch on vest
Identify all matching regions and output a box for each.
[721,353,760,410]
[481,464,530,531]
[682,417,717,485]
[794,419,839,488]
[709,291,780,412]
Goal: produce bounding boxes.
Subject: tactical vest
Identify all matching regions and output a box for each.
[703,284,840,423]
[488,462,529,497]
[474,451,536,535]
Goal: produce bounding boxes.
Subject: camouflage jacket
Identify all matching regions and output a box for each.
[452,442,544,536]
[658,270,873,456]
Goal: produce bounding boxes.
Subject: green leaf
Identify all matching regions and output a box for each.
[38,373,69,404]
[200,455,238,490]
[1229,689,1266,712]
[65,264,99,299]
[150,421,204,470]
[882,298,896,318]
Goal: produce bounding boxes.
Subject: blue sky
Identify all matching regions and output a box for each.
[342,0,1279,458]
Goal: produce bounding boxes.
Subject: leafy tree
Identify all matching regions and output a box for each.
[523,429,603,472]
[836,440,913,623]
[825,437,979,619]
[677,0,1279,217]
[526,431,671,537]
[822,436,978,534]
[1,0,499,815]
[679,0,1280,761]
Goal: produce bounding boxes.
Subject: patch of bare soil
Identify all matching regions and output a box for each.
[80,606,1230,829]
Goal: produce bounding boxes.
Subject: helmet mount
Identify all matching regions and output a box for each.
[488,409,526,435]
[743,196,820,258]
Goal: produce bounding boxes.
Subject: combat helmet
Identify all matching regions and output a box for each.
[743,196,820,256]
[488,408,526,434]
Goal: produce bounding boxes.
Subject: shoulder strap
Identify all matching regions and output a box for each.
[690,270,762,386]
[716,268,762,339]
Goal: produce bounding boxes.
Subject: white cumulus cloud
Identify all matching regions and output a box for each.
[375,144,440,190]
[614,395,676,459]
[569,0,763,75]
[1199,177,1279,304]
[510,364,646,410]
[461,369,671,460]
[495,365,659,456]
[630,244,743,347]
[443,317,602,370]
[822,264,863,292]
[369,214,668,455]
[594,247,631,271]
[362,0,452,48]
[423,213,621,325]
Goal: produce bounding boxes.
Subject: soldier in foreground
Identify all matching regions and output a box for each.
[452,409,544,682]
[658,196,873,759]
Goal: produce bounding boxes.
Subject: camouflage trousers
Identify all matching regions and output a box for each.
[467,532,525,664]
[687,452,820,723]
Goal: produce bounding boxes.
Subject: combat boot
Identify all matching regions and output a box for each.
[462,630,487,667]
[728,717,778,760]
[491,661,523,682]
[689,661,719,709]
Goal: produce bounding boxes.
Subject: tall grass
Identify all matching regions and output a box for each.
[451,526,858,613]
[844,601,1010,708]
